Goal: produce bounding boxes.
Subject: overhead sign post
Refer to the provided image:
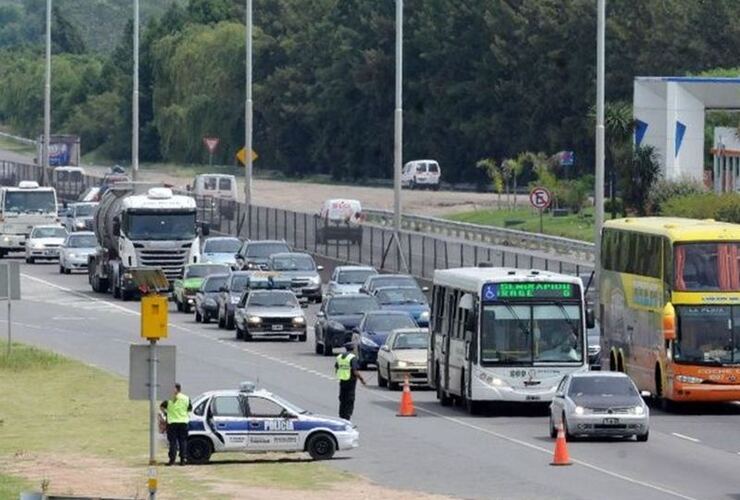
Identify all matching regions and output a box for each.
[203,137,220,168]
[0,261,21,356]
[529,187,552,234]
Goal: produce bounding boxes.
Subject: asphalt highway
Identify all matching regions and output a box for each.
[7,259,740,500]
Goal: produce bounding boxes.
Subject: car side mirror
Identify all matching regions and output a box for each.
[381,345,390,352]
[422,286,429,292]
[586,308,595,329]
[317,265,324,271]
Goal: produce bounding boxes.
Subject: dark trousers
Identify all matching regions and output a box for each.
[166,423,189,464]
[338,380,357,421]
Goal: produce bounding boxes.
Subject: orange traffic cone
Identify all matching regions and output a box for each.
[550,423,572,466]
[396,374,417,417]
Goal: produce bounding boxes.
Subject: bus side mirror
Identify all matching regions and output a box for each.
[663,303,676,341]
[586,309,595,329]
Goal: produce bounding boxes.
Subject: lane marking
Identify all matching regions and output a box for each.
[19,272,699,500]
[671,433,700,443]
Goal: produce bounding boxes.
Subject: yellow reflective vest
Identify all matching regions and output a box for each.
[336,353,355,381]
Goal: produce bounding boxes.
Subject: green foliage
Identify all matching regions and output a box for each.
[648,178,707,214]
[660,193,740,223]
[622,145,661,215]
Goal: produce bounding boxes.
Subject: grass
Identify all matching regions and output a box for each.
[0,473,32,500]
[0,341,343,499]
[0,135,35,156]
[446,207,595,241]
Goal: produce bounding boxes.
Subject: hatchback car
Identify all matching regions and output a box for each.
[314,294,380,356]
[200,236,242,267]
[58,231,96,274]
[549,372,649,441]
[360,274,425,295]
[376,328,429,390]
[63,202,97,232]
[236,240,291,270]
[326,266,377,297]
[194,273,231,323]
[234,289,307,342]
[351,310,418,369]
[174,263,231,313]
[372,286,430,327]
[268,252,323,303]
[25,225,68,263]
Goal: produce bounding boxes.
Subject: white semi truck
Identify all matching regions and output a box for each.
[0,181,59,257]
[88,184,206,300]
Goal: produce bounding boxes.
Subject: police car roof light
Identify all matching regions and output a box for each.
[239,381,256,393]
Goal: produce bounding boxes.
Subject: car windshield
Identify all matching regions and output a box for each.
[203,275,228,292]
[230,275,249,292]
[246,243,289,258]
[568,376,638,398]
[73,204,95,217]
[675,305,740,365]
[364,314,416,331]
[674,243,740,292]
[32,227,67,238]
[125,212,196,241]
[376,287,426,305]
[393,331,428,349]
[271,255,315,271]
[327,296,379,315]
[370,276,417,290]
[204,238,240,253]
[248,291,298,308]
[480,304,583,364]
[338,270,375,284]
[66,235,96,248]
[186,265,230,279]
[4,191,56,213]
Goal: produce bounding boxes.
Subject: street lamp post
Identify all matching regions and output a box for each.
[594,0,606,283]
[245,0,253,211]
[393,0,403,234]
[42,0,52,186]
[132,0,140,182]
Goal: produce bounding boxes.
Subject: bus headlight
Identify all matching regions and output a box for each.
[491,377,505,387]
[676,375,703,384]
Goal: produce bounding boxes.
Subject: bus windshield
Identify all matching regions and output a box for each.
[4,190,56,213]
[675,305,740,365]
[674,243,740,292]
[480,304,583,364]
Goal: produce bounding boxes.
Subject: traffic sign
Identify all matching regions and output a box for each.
[236,147,259,165]
[529,187,552,210]
[203,137,220,154]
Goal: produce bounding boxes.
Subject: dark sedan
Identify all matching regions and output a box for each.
[351,310,418,369]
[217,271,251,330]
[194,274,230,324]
[314,294,380,356]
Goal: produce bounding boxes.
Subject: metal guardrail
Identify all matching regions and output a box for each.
[0,131,37,145]
[364,208,595,263]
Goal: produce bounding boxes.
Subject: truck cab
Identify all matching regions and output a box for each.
[0,181,58,257]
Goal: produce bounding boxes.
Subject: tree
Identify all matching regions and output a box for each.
[476,158,504,208]
[623,145,661,216]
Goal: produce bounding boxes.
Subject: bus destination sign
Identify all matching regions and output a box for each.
[482,282,576,301]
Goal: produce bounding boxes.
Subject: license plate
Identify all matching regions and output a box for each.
[525,395,540,401]
[602,418,619,425]
[271,324,284,331]
[44,250,55,256]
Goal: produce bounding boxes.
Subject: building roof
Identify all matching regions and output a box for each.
[635,76,740,110]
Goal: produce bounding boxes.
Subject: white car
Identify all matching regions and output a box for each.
[401,160,441,190]
[59,231,97,274]
[25,225,68,263]
[326,265,378,296]
[376,328,429,390]
[184,382,359,464]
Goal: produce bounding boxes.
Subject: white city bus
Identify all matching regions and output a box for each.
[0,181,58,257]
[429,267,592,413]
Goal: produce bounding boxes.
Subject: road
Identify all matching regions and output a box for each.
[7,258,740,500]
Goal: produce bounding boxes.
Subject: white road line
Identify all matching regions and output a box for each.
[671,433,700,443]
[22,274,140,316]
[20,273,698,500]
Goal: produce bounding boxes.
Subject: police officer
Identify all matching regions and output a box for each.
[160,382,192,466]
[335,342,366,421]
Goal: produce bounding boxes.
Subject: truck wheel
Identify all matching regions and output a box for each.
[306,433,336,460]
[186,436,212,465]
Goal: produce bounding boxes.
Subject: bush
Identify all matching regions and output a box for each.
[648,179,707,213]
[660,193,740,222]
[558,179,589,213]
[604,197,624,215]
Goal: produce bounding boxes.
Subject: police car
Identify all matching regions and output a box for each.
[185,382,359,464]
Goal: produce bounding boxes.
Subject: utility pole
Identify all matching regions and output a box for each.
[132,0,140,182]
[42,0,52,186]
[594,0,606,284]
[244,0,253,209]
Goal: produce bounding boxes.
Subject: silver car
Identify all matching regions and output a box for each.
[200,236,241,268]
[268,252,324,303]
[549,372,649,441]
[326,265,377,296]
[25,225,68,263]
[234,289,307,342]
[63,202,98,232]
[59,231,97,274]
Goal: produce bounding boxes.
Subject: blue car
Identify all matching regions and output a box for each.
[372,286,430,327]
[351,310,418,369]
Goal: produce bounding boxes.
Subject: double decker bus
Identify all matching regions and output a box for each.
[600,217,740,405]
[429,267,591,413]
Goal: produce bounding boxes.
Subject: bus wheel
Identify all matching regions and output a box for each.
[617,353,625,373]
[436,369,452,406]
[609,351,617,372]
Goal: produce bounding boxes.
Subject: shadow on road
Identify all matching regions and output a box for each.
[204,456,351,466]
[647,399,740,416]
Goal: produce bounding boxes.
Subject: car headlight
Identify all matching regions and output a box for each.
[3,236,10,242]
[247,315,262,324]
[676,375,703,384]
[492,377,505,387]
[327,321,345,332]
[123,272,133,280]
[31,242,43,249]
[75,221,85,228]
[395,360,408,368]
[419,310,430,320]
[574,406,585,416]
[230,296,241,304]
[309,275,321,285]
[292,316,305,325]
[631,406,645,415]
[67,252,77,259]
[360,336,378,348]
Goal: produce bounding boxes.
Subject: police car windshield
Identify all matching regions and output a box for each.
[365,313,416,331]
[271,255,315,271]
[246,243,289,258]
[204,238,240,253]
[248,291,298,308]
[338,270,375,284]
[328,296,379,315]
[203,275,229,292]
[187,265,229,279]
[376,287,426,305]
[270,394,308,415]
[66,235,96,248]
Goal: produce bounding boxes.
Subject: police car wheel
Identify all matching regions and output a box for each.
[306,433,336,460]
[186,436,212,465]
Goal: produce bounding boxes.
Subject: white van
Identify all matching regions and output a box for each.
[401,160,441,190]
[316,199,363,245]
[192,174,237,200]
